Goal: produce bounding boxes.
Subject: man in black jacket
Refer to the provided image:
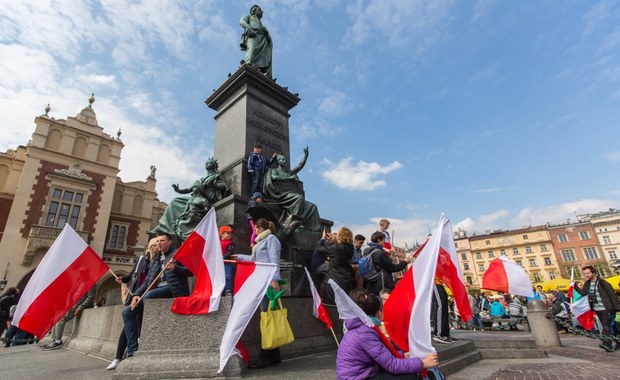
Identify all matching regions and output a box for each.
[122,233,193,357]
[366,231,410,296]
[574,265,620,352]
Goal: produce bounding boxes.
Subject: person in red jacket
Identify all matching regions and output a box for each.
[220,226,236,296]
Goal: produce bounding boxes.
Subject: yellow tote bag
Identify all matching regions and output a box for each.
[260,299,294,349]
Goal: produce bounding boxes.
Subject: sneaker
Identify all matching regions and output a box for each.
[107,359,121,370]
[448,336,460,343]
[432,335,451,344]
[599,343,614,353]
[42,341,63,350]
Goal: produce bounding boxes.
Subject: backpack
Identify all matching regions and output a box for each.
[359,247,381,282]
[423,367,447,380]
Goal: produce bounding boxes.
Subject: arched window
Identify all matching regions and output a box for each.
[46,129,62,151]
[132,195,143,216]
[72,136,88,157]
[97,144,110,164]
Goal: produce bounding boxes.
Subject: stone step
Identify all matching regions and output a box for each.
[472,339,538,350]
[435,340,476,361]
[439,349,482,376]
[478,348,547,360]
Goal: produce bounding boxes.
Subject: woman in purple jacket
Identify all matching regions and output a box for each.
[337,288,437,380]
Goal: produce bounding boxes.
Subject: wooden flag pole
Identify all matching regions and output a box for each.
[329,326,340,347]
[108,268,134,297]
[130,258,174,309]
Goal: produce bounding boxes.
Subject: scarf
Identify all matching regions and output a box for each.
[252,229,271,259]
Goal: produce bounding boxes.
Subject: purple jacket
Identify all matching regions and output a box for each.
[336,318,424,380]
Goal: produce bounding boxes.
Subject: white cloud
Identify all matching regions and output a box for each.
[470,0,497,23]
[473,187,503,193]
[607,151,620,161]
[344,0,454,49]
[455,199,619,236]
[347,216,436,249]
[322,157,403,190]
[294,119,343,140]
[318,89,355,116]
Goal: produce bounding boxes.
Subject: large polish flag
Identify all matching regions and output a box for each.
[304,267,332,329]
[172,208,225,315]
[436,219,473,323]
[383,215,444,357]
[328,279,402,359]
[12,224,108,338]
[482,256,534,298]
[218,261,277,373]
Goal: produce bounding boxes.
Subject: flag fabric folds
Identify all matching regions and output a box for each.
[482,256,534,298]
[304,267,332,329]
[218,261,277,373]
[436,219,472,323]
[11,224,108,338]
[383,215,444,357]
[569,268,595,330]
[172,208,225,315]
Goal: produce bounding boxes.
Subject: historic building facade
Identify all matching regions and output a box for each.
[547,220,608,279]
[456,210,620,288]
[0,97,165,299]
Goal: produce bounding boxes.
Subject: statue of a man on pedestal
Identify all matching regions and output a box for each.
[240,4,272,78]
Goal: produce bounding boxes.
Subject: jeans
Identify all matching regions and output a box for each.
[250,171,264,196]
[121,286,173,355]
[469,313,483,329]
[225,264,233,293]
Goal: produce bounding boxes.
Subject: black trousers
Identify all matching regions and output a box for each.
[431,284,450,337]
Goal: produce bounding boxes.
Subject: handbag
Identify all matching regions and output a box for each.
[260,299,295,349]
[480,310,490,319]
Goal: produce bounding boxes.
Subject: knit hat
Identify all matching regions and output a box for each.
[252,192,263,199]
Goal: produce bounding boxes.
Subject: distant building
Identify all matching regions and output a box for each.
[466,225,561,286]
[0,97,166,299]
[547,220,608,279]
[455,212,620,288]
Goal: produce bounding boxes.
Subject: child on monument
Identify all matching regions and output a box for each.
[219,226,235,296]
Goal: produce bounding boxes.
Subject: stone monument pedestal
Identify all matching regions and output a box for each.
[111,297,341,379]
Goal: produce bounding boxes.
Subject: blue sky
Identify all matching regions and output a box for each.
[1,0,619,247]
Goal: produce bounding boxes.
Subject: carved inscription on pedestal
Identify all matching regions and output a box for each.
[247,109,288,153]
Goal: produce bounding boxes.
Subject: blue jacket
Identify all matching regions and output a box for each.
[247,152,275,174]
[237,233,281,281]
[337,318,423,380]
[490,301,505,317]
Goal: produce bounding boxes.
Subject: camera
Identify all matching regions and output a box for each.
[587,293,597,306]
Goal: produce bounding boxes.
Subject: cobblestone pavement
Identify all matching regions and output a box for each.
[482,335,620,380]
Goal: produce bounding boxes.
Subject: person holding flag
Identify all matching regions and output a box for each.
[336,287,438,380]
[573,265,620,352]
[233,218,283,369]
[122,232,193,358]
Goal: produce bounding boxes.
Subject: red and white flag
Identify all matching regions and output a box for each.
[436,219,473,323]
[328,279,402,359]
[172,208,225,315]
[568,267,575,299]
[12,224,107,338]
[569,268,595,330]
[482,256,534,298]
[304,267,332,329]
[383,214,444,358]
[218,261,277,373]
